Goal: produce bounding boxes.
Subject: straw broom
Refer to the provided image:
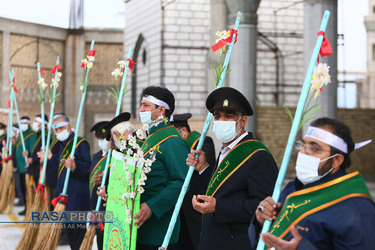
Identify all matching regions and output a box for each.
[0,77,15,213]
[16,185,48,250]
[16,62,54,249]
[23,173,35,222]
[33,199,66,250]
[79,224,96,250]
[33,42,95,249]
[0,159,15,212]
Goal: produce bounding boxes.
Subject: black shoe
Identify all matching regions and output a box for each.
[15,202,25,206]
[18,209,26,216]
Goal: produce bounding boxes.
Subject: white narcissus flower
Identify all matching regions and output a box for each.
[143,166,152,174]
[88,56,95,62]
[81,58,88,64]
[136,158,145,168]
[138,178,145,186]
[133,153,139,161]
[136,129,144,140]
[80,85,84,91]
[118,61,126,68]
[87,62,93,69]
[127,148,133,156]
[137,186,145,194]
[129,192,136,199]
[145,159,153,167]
[125,217,132,224]
[142,124,149,131]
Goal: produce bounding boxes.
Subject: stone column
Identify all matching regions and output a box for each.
[225,0,260,135]
[304,0,338,121]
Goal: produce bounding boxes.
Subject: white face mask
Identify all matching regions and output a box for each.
[139,108,159,125]
[212,118,240,143]
[32,122,39,132]
[56,129,70,142]
[295,152,338,185]
[98,139,108,152]
[20,124,29,132]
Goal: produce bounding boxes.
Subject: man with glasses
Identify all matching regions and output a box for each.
[249,117,375,249]
[186,87,278,250]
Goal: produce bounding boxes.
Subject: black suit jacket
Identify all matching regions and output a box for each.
[199,133,278,250]
[179,136,215,250]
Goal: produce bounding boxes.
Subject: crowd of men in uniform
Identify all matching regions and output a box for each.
[0,85,374,250]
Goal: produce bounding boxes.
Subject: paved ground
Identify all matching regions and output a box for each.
[0,199,98,250]
[0,180,374,250]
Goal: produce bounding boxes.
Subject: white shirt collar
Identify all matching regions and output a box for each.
[219,132,249,164]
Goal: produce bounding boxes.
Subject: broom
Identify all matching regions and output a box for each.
[33,41,95,250]
[79,45,134,250]
[16,61,58,249]
[0,71,16,212]
[10,79,36,222]
[23,173,35,222]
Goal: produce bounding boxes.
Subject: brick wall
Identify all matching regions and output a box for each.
[256,107,375,178]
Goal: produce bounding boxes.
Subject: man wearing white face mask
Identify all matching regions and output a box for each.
[250,117,375,250]
[39,114,91,249]
[136,86,189,250]
[24,114,49,186]
[14,116,37,215]
[187,87,278,250]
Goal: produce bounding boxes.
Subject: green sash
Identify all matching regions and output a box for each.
[269,171,373,241]
[186,130,201,149]
[15,130,36,150]
[0,134,6,142]
[31,135,42,155]
[206,140,270,196]
[141,125,181,157]
[50,138,59,150]
[89,154,109,197]
[58,137,85,178]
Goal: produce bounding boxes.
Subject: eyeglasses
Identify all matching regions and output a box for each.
[295,140,330,155]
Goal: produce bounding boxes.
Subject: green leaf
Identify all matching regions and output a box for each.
[298,105,322,131]
[282,105,294,124]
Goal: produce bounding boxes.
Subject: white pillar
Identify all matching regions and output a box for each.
[304,0,338,120]
[226,0,260,134]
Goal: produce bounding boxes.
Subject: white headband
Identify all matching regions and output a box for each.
[20,119,30,124]
[305,126,372,153]
[143,95,170,110]
[35,117,49,126]
[53,121,69,129]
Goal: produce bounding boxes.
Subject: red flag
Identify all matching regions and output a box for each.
[317,31,332,63]
[50,65,61,74]
[39,68,46,75]
[126,59,136,71]
[87,50,95,57]
[211,29,238,52]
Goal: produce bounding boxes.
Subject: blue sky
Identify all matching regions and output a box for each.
[0,0,368,108]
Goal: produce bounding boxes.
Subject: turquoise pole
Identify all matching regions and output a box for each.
[256,10,331,250]
[159,11,242,250]
[40,56,60,186]
[37,63,46,155]
[6,69,15,157]
[9,70,29,168]
[61,40,95,196]
[95,46,133,211]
